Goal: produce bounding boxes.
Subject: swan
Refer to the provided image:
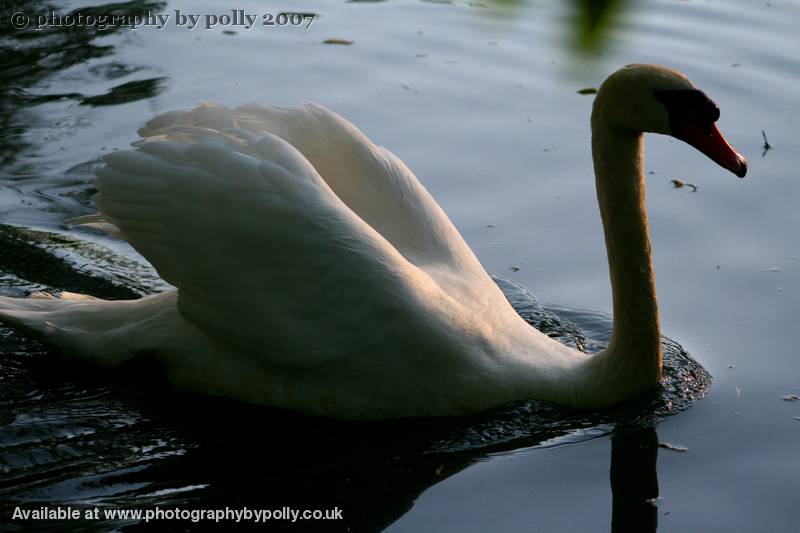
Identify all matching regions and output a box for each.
[0,64,746,419]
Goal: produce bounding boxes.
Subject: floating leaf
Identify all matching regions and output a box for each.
[323,38,354,45]
[671,179,698,192]
[658,442,689,452]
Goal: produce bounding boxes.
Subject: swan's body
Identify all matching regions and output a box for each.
[0,65,746,419]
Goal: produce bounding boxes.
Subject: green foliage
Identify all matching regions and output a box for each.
[574,0,628,50]
[485,0,630,52]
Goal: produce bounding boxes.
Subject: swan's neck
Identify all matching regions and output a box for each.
[589,120,662,397]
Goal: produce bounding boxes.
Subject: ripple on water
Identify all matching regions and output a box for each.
[0,229,709,531]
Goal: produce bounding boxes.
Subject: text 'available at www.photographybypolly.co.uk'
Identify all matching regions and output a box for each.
[11,505,344,524]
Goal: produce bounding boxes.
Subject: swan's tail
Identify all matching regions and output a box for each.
[0,292,174,366]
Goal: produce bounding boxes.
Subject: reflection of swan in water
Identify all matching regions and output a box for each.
[0,234,704,531]
[610,428,660,533]
[0,65,744,418]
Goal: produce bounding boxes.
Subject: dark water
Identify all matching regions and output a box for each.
[0,226,708,532]
[1,0,799,531]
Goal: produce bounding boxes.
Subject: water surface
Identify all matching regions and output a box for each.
[1,0,799,531]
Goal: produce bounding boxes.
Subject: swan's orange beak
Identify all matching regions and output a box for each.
[655,88,748,178]
[675,121,748,178]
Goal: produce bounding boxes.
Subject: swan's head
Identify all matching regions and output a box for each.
[593,64,747,177]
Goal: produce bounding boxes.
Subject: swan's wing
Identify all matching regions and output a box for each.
[95,128,463,368]
[137,102,483,279]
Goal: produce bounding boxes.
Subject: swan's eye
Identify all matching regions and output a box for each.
[654,89,720,125]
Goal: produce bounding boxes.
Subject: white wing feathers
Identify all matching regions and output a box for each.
[136,102,476,269]
[95,103,493,369]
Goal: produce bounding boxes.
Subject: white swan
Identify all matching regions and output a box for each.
[0,65,746,419]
